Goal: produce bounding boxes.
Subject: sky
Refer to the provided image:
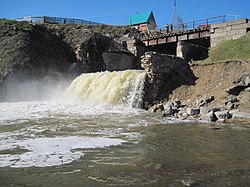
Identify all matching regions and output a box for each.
[1,0,249,28]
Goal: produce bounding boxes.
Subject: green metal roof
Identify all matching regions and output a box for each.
[128,11,153,25]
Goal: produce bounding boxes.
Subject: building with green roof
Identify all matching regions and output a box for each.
[128,11,157,31]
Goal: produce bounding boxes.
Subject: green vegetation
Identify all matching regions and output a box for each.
[0,18,34,32]
[194,32,250,65]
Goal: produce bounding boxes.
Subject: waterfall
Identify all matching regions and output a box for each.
[64,70,145,107]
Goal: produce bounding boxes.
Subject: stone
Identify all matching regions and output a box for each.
[226,85,245,95]
[227,72,250,95]
[196,94,214,107]
[234,72,250,87]
[172,99,182,108]
[140,51,196,106]
[200,111,218,122]
[186,107,200,115]
[163,106,177,117]
[223,95,238,105]
[230,110,250,119]
[226,102,237,110]
[149,104,164,113]
[215,110,233,119]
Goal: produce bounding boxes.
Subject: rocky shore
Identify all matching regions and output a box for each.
[143,52,250,123]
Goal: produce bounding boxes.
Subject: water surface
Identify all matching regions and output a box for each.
[0,101,249,187]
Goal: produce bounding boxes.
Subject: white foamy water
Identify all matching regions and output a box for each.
[0,70,151,168]
[0,101,149,168]
[0,136,125,168]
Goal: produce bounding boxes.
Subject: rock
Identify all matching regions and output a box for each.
[163,105,178,117]
[199,106,210,115]
[163,99,183,110]
[214,110,233,120]
[226,85,245,95]
[230,110,250,119]
[227,72,250,95]
[149,103,164,113]
[186,107,200,115]
[141,51,196,107]
[225,102,237,110]
[172,99,182,108]
[223,95,238,105]
[200,111,218,122]
[196,94,214,107]
[234,72,250,87]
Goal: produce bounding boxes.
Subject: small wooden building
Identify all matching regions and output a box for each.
[128,11,157,31]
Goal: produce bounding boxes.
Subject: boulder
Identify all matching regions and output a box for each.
[149,103,164,113]
[141,51,196,108]
[234,72,250,87]
[163,106,177,117]
[226,72,250,95]
[196,94,215,107]
[214,110,233,120]
[200,111,218,122]
[186,107,200,116]
[226,85,245,96]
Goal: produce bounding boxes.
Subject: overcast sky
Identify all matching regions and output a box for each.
[1,0,249,28]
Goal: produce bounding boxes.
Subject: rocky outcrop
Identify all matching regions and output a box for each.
[0,19,139,101]
[141,51,196,108]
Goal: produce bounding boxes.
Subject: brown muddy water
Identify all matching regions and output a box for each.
[0,101,250,187]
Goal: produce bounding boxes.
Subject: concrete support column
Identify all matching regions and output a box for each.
[176,41,208,61]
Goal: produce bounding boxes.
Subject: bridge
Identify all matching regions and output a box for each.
[127,16,250,61]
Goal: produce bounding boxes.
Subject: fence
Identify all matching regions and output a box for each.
[160,15,238,31]
[16,16,101,25]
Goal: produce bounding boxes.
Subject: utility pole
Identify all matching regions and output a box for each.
[172,0,177,26]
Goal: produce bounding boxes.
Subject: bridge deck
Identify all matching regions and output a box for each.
[143,26,211,46]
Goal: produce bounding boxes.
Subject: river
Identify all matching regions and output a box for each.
[0,70,250,186]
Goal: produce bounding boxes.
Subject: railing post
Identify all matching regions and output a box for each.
[192,21,195,29]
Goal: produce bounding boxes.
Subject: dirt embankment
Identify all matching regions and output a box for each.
[171,61,250,106]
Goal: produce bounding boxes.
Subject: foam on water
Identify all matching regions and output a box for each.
[0,136,125,168]
[0,101,149,168]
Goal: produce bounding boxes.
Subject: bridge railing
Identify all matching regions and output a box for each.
[160,15,238,31]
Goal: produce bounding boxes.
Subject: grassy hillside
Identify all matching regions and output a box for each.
[194,32,250,65]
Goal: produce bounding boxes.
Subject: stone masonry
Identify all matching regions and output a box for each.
[210,18,250,47]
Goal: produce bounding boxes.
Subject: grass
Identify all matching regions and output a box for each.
[193,32,250,65]
[0,18,34,32]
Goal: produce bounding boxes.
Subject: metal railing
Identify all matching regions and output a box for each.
[16,16,101,25]
[160,15,238,31]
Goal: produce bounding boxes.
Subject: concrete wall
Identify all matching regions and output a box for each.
[210,18,250,47]
[176,41,208,61]
[102,52,135,71]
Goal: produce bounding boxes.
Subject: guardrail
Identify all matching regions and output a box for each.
[160,15,238,31]
[16,16,101,25]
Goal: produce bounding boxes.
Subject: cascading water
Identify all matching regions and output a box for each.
[64,70,146,108]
